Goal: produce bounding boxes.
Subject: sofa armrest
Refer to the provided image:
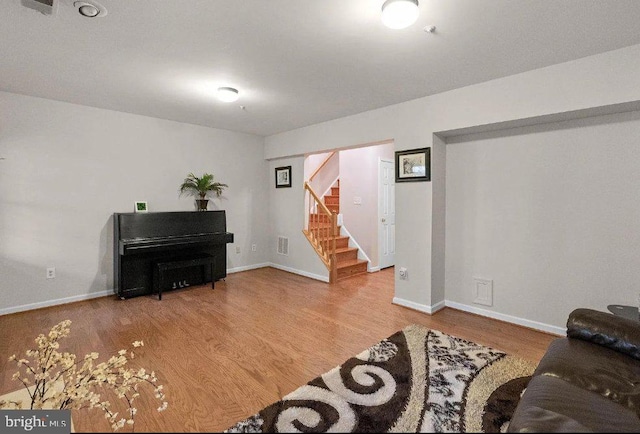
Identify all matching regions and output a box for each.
[567,308,640,360]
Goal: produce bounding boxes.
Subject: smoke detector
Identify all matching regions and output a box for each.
[74,1,107,18]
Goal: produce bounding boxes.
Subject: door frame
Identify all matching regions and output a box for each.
[378,158,395,269]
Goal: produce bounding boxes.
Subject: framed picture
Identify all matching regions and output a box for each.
[134,201,148,213]
[275,166,292,188]
[395,147,431,182]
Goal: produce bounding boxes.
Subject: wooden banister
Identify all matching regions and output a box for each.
[305,182,333,216]
[302,181,338,283]
[308,152,336,183]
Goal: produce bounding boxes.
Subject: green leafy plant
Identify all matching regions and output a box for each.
[179,173,228,200]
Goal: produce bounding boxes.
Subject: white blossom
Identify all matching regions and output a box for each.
[0,320,167,432]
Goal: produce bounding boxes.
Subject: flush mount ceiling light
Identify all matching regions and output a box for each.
[381,0,419,29]
[74,1,107,18]
[217,87,239,103]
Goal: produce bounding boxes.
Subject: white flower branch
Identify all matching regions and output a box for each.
[0,320,168,432]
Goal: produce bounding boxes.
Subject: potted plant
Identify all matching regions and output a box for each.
[179,172,228,211]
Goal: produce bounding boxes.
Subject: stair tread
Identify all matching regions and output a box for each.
[336,258,368,269]
[335,247,357,253]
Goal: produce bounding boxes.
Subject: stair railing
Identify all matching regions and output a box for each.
[308,151,336,183]
[303,181,338,283]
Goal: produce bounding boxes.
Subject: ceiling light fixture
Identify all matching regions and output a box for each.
[74,1,107,18]
[381,0,419,29]
[217,87,239,103]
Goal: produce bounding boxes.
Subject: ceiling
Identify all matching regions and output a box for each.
[2,0,640,137]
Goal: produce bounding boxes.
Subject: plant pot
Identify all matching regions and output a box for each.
[196,199,209,211]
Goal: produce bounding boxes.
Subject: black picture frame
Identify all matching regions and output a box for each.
[275,166,292,188]
[395,147,430,182]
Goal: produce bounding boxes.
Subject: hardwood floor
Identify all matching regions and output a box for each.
[0,266,557,432]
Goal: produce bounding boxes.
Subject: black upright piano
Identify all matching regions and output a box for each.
[113,211,234,299]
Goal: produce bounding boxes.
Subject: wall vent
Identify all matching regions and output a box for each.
[277,236,289,256]
[21,0,58,15]
[473,277,493,306]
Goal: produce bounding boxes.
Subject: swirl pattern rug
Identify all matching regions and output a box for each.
[225,324,535,433]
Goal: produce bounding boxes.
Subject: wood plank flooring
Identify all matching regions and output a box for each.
[0,266,557,432]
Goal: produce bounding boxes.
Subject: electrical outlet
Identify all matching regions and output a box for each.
[235,246,241,254]
[46,267,56,279]
[251,244,257,252]
[399,267,408,280]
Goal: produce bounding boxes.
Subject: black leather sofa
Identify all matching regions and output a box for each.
[508,308,640,432]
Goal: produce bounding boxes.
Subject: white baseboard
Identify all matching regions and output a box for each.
[368,266,380,273]
[227,263,270,274]
[0,264,321,316]
[392,297,563,335]
[444,300,565,336]
[268,263,329,282]
[0,290,113,316]
[431,300,446,313]
[392,297,445,315]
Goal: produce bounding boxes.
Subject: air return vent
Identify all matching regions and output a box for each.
[277,236,289,256]
[21,0,58,15]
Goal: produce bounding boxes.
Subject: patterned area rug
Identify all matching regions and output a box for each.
[225,324,535,433]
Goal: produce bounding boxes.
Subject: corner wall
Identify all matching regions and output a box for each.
[445,111,640,328]
[268,157,328,280]
[0,92,269,314]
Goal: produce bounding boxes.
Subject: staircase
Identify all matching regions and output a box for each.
[306,180,368,282]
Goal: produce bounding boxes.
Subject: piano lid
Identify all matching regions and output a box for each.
[119,232,234,255]
[116,210,228,240]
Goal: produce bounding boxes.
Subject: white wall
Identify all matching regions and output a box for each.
[446,111,640,328]
[265,44,640,330]
[0,92,269,314]
[430,135,447,307]
[268,157,328,281]
[339,143,394,269]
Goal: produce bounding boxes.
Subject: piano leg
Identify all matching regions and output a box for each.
[152,265,162,300]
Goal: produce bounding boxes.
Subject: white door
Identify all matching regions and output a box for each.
[378,159,395,269]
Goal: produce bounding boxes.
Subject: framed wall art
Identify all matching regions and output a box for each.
[275,166,292,188]
[395,147,430,182]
